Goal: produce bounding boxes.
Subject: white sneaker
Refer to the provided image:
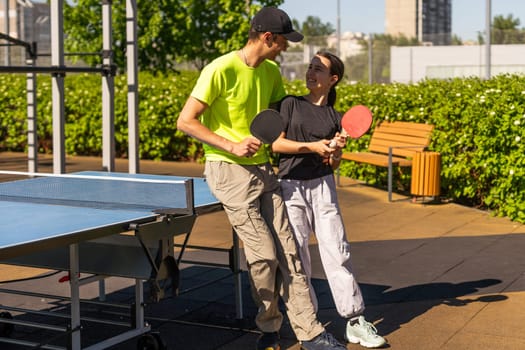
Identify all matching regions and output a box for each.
[345,316,387,348]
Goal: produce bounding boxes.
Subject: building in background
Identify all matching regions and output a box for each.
[385,0,452,45]
[1,0,50,65]
[390,44,525,83]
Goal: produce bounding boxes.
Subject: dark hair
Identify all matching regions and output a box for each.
[316,51,344,106]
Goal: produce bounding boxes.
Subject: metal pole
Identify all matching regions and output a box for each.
[102,0,115,172]
[336,0,340,57]
[3,0,9,65]
[51,0,65,174]
[232,229,243,319]
[0,65,110,73]
[368,34,373,84]
[485,0,491,79]
[69,244,81,349]
[26,57,37,173]
[335,0,341,186]
[127,0,139,174]
[409,47,413,83]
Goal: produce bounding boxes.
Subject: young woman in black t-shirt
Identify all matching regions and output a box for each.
[272,51,387,349]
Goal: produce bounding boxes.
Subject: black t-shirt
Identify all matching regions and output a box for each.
[277,95,341,180]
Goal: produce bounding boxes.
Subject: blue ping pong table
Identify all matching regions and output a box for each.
[0,171,242,350]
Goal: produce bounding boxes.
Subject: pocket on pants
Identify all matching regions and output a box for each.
[228,207,262,247]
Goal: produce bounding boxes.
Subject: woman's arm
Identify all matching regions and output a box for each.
[271,133,332,157]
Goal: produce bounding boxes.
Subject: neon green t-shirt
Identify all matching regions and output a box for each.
[191,51,286,165]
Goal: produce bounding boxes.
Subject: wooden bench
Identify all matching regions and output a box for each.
[340,121,434,201]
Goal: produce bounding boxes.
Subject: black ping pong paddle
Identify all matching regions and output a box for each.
[249,109,284,144]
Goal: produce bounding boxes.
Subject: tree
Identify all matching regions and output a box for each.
[299,15,335,45]
[450,34,463,45]
[493,14,520,29]
[492,14,524,44]
[64,0,283,73]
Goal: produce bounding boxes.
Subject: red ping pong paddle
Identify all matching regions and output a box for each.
[249,109,284,144]
[329,105,373,147]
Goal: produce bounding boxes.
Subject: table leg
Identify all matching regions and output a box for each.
[232,229,243,319]
[69,244,81,349]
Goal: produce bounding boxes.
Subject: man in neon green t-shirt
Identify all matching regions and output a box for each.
[177,7,346,350]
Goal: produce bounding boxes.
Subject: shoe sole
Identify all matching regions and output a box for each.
[346,335,386,348]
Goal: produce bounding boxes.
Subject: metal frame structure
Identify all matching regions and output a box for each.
[0,0,140,174]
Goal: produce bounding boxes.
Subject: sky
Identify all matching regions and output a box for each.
[280,0,525,41]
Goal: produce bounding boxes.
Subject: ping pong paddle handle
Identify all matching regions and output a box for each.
[329,130,348,148]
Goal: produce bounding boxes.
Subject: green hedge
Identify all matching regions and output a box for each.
[331,76,525,223]
[1,72,524,223]
[0,71,203,161]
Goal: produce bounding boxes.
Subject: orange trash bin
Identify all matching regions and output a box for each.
[411,151,441,199]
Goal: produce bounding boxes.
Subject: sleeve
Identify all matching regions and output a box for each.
[335,109,343,132]
[190,62,222,106]
[278,96,295,133]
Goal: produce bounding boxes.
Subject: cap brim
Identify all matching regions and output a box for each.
[283,31,304,42]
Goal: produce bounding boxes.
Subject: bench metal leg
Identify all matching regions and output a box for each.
[388,148,393,202]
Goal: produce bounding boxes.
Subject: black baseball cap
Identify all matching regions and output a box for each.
[251,7,304,42]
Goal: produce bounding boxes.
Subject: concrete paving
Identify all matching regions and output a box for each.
[1,152,524,350]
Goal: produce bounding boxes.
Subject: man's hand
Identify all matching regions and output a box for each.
[231,137,262,157]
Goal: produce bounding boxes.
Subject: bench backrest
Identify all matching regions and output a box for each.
[368,121,434,158]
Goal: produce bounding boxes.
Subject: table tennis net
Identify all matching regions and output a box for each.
[0,175,193,213]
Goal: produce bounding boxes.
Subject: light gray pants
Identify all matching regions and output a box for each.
[205,161,325,341]
[280,174,365,319]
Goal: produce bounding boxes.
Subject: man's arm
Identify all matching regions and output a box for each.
[177,96,262,158]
